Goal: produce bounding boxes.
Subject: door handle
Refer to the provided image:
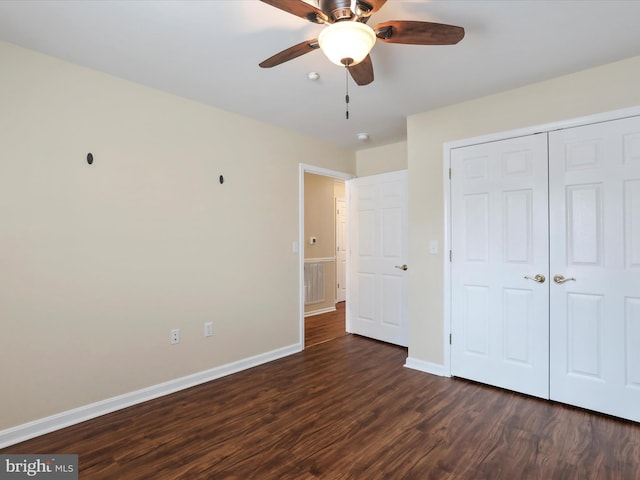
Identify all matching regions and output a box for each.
[394,264,408,271]
[524,274,546,283]
[553,274,576,284]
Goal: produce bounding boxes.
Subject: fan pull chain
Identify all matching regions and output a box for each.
[345,66,350,120]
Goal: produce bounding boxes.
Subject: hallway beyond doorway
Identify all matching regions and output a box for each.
[305,302,347,348]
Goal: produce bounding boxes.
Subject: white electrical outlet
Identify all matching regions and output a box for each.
[170,328,180,345]
[204,322,213,337]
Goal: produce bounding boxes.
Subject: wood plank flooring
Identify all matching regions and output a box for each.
[304,301,347,348]
[3,334,639,479]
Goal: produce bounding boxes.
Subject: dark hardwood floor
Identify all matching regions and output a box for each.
[304,301,347,348]
[3,334,639,479]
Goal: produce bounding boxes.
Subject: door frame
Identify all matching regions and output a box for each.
[299,164,355,349]
[335,197,347,303]
[443,105,640,377]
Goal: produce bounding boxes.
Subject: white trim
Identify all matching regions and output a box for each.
[304,257,336,263]
[442,143,452,377]
[0,343,300,449]
[304,306,337,317]
[404,357,447,377]
[442,104,640,378]
[299,164,355,350]
[345,180,352,334]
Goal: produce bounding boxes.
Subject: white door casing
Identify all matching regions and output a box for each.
[336,198,347,303]
[549,116,640,421]
[348,170,409,347]
[450,134,550,399]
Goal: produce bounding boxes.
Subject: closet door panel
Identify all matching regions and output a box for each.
[549,116,640,422]
[451,134,549,399]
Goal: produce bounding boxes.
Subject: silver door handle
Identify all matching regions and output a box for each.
[394,264,408,271]
[524,274,545,283]
[553,274,576,284]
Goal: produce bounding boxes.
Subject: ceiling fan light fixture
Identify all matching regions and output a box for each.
[318,21,376,66]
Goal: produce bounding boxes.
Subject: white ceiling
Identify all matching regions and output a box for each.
[2,0,640,150]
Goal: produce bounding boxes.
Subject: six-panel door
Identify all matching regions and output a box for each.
[549,116,640,422]
[450,116,640,422]
[450,134,550,399]
[348,170,409,347]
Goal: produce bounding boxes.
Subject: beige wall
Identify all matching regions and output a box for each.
[356,141,407,177]
[334,180,345,200]
[407,55,640,366]
[304,173,338,313]
[0,42,355,431]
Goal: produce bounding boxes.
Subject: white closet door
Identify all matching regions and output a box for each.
[450,134,550,398]
[549,116,640,422]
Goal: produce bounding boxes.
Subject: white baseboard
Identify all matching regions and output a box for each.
[0,343,301,449]
[404,357,448,377]
[304,306,336,317]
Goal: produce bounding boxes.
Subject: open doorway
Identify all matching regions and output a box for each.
[299,164,354,349]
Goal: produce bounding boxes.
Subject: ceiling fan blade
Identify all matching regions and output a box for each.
[374,20,465,45]
[348,55,374,86]
[260,0,328,24]
[259,39,320,68]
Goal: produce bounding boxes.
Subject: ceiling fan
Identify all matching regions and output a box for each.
[259,0,465,86]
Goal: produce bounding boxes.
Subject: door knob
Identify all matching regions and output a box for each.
[524,274,546,283]
[394,264,408,271]
[553,274,576,284]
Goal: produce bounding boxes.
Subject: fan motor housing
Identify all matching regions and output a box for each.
[320,0,372,22]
